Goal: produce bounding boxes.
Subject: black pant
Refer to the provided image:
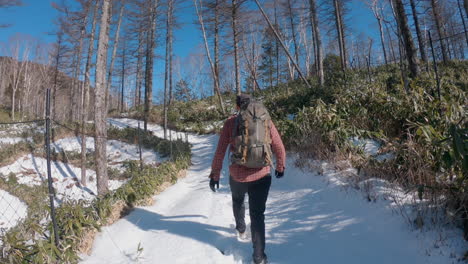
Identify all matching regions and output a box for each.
[230,175,272,262]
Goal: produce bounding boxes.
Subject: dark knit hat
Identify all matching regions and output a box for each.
[236,94,251,109]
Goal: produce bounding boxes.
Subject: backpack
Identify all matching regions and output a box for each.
[231,100,273,168]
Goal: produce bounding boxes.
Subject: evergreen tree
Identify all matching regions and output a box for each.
[174,79,194,102]
[258,27,278,89]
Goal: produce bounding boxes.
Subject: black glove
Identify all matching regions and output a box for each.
[275,170,284,179]
[209,178,219,192]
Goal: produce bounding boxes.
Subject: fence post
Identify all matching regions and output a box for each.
[137,119,143,170]
[45,88,60,247]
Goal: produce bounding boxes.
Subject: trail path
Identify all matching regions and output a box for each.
[80,118,466,264]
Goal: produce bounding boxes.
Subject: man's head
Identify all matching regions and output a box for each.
[236,94,251,110]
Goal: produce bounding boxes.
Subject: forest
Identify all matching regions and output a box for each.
[0,0,466,263]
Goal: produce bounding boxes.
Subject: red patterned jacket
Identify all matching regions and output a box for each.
[210,115,286,182]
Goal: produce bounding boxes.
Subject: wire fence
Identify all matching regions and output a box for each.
[0,103,190,260]
[0,119,49,247]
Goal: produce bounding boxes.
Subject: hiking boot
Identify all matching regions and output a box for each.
[237,230,249,241]
[253,254,267,264]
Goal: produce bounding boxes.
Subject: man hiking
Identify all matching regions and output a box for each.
[209,94,286,264]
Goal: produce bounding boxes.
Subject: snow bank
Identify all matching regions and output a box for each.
[0,190,27,233]
[350,136,381,156]
[0,137,32,145]
[52,136,165,170]
[350,137,395,162]
[0,154,123,202]
[0,123,42,137]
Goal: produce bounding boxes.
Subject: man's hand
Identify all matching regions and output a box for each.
[209,178,219,192]
[275,170,284,179]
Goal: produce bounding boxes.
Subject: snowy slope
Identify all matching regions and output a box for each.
[0,190,27,232]
[81,119,467,264]
[52,136,165,170]
[0,137,32,145]
[0,154,124,201]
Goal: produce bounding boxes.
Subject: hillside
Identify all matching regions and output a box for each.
[0,56,94,122]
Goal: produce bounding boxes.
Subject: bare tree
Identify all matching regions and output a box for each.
[194,0,225,112]
[134,29,145,108]
[119,35,129,112]
[94,0,112,196]
[144,0,159,133]
[364,0,388,65]
[163,0,175,140]
[308,0,324,85]
[333,0,347,70]
[107,0,126,110]
[69,0,92,121]
[80,0,99,187]
[408,0,427,64]
[393,0,419,78]
[464,0,468,16]
[457,0,468,46]
[242,22,262,91]
[231,0,242,95]
[430,0,449,63]
[283,0,300,78]
[8,38,29,120]
[254,0,311,88]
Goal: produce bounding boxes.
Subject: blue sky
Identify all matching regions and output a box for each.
[0,0,379,101]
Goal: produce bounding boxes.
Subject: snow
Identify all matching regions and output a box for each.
[81,119,467,264]
[349,137,395,162]
[0,137,32,145]
[0,130,165,234]
[0,154,124,202]
[350,137,381,156]
[52,136,165,170]
[0,190,27,234]
[0,122,42,137]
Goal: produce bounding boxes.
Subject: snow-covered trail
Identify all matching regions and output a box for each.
[81,119,465,264]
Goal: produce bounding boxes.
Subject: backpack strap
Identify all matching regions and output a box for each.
[232,114,240,139]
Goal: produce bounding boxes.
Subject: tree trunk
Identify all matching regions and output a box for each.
[254,0,311,88]
[333,0,347,70]
[394,0,419,78]
[52,33,64,122]
[194,0,225,114]
[80,0,99,187]
[213,0,225,114]
[376,17,387,64]
[274,0,280,86]
[464,0,468,26]
[384,20,397,62]
[308,0,323,85]
[145,0,158,132]
[286,0,299,78]
[163,0,173,139]
[457,0,468,47]
[241,35,261,91]
[231,0,241,95]
[409,0,427,64]
[430,0,448,63]
[72,6,90,122]
[134,30,144,108]
[120,40,126,112]
[106,2,125,111]
[94,0,111,196]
